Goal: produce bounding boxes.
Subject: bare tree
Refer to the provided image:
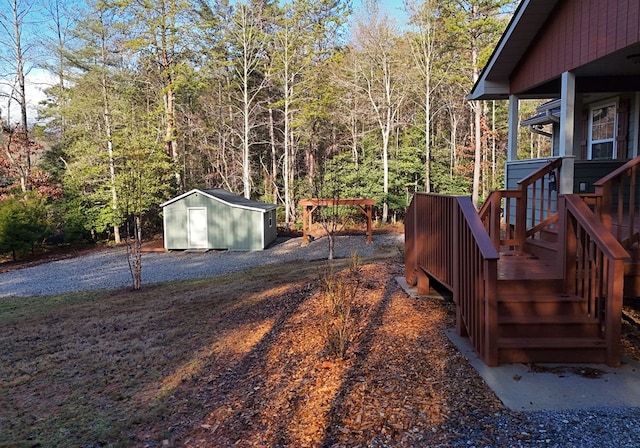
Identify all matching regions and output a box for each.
[351,0,407,222]
[0,0,36,192]
[228,2,268,199]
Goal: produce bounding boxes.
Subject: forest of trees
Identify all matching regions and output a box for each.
[0,0,547,258]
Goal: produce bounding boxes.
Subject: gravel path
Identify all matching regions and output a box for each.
[0,234,403,298]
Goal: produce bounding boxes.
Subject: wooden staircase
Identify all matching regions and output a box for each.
[405,157,635,367]
[495,254,608,364]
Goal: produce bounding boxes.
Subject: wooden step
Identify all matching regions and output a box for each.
[498,294,586,317]
[497,278,564,295]
[497,337,607,364]
[523,238,559,260]
[498,314,600,338]
[539,227,558,243]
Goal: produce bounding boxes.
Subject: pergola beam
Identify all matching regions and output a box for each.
[299,198,376,246]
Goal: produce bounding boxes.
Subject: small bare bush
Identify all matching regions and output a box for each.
[319,254,361,359]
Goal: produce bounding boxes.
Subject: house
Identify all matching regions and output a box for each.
[469,0,640,193]
[160,188,277,251]
[405,0,640,366]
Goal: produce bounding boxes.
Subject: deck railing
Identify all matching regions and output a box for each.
[558,195,628,366]
[405,193,500,365]
[478,189,522,251]
[517,158,563,244]
[593,156,640,248]
[478,159,562,252]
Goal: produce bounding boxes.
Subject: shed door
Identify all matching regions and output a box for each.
[188,208,208,249]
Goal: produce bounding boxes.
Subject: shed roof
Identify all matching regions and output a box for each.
[160,188,277,213]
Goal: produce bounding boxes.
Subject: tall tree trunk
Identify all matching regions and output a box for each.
[11,0,29,192]
[471,15,482,208]
[268,106,277,204]
[99,9,121,244]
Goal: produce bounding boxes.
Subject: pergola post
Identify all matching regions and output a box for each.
[299,198,376,246]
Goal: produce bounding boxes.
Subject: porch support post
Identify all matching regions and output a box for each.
[507,95,519,162]
[559,71,577,194]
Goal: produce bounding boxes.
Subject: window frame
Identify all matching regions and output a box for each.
[587,99,618,160]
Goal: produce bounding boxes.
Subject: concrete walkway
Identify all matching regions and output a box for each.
[396,277,640,412]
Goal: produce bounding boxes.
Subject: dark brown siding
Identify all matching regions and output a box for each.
[511,0,640,93]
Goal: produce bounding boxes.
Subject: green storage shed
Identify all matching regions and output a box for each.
[160,188,278,251]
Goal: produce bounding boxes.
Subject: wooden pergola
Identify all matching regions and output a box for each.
[299,198,376,246]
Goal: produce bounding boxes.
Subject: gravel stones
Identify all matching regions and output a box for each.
[0,234,403,298]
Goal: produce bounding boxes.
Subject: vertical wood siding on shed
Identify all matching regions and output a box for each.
[164,193,270,250]
[511,0,640,93]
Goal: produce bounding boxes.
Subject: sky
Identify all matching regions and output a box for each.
[353,0,410,28]
[4,0,410,126]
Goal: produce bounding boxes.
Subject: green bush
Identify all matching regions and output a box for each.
[0,196,51,260]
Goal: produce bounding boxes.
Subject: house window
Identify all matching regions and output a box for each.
[269,212,273,228]
[588,101,617,160]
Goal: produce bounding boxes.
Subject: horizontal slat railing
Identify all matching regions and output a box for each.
[405,193,500,366]
[558,195,629,366]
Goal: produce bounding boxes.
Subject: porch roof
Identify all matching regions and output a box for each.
[520,99,560,127]
[469,0,640,101]
[468,0,561,100]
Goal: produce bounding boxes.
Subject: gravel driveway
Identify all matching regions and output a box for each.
[0,234,403,298]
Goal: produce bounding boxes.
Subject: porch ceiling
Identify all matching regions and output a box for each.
[521,46,640,99]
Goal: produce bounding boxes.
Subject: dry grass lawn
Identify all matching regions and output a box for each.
[2,242,640,447]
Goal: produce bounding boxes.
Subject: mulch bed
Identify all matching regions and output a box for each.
[135,260,504,447]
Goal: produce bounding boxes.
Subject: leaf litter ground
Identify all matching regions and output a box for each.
[1,246,640,447]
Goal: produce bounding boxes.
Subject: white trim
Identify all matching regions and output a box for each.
[587,98,619,160]
[559,72,576,158]
[162,209,168,250]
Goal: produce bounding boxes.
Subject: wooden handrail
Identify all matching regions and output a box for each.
[457,197,500,261]
[516,158,562,247]
[479,190,522,250]
[592,156,640,247]
[593,156,640,188]
[562,195,630,260]
[517,157,563,188]
[558,194,628,366]
[454,196,499,366]
[405,193,499,365]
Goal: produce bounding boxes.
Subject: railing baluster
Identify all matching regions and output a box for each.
[559,195,628,366]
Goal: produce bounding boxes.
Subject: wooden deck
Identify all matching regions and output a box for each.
[497,251,561,281]
[405,190,626,367]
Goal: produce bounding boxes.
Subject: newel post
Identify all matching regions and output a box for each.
[452,201,466,337]
[605,259,623,367]
[484,259,499,366]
